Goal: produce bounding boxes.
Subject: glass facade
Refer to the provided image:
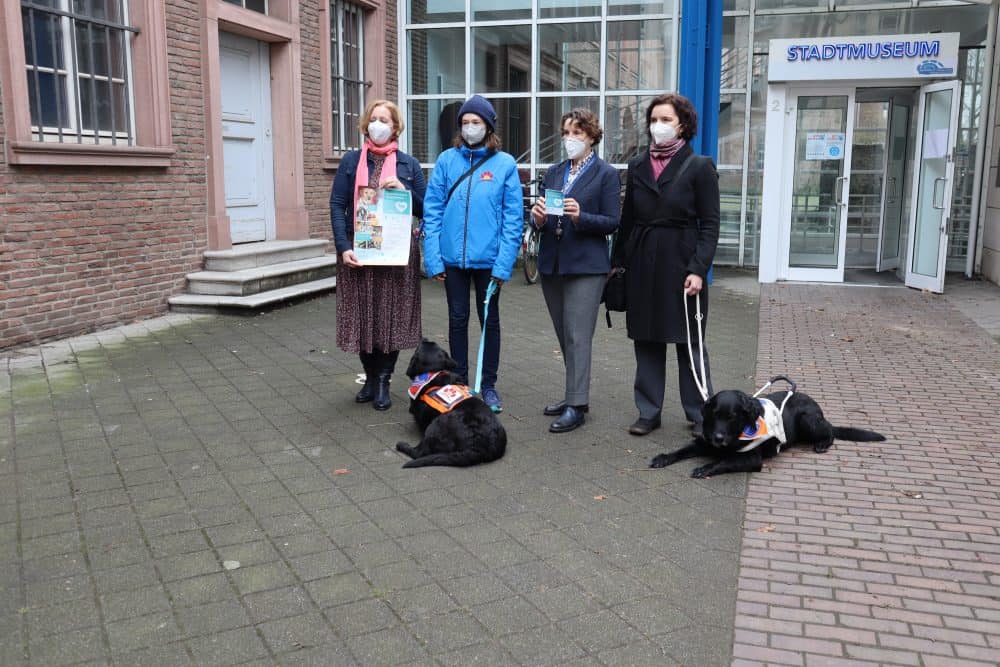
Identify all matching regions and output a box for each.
[726,1,990,268]
[401,0,991,270]
[402,0,678,173]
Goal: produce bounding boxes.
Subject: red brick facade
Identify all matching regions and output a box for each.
[0,0,397,350]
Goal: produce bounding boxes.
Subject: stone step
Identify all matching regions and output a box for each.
[168,276,337,313]
[204,239,330,272]
[185,255,338,296]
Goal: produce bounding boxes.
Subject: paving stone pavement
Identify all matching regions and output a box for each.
[1,271,759,667]
[733,280,1000,667]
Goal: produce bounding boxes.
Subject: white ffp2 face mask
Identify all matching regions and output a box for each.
[462,123,487,146]
[367,120,392,145]
[650,122,678,144]
[563,137,587,160]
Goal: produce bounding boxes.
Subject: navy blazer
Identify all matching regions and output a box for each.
[535,155,621,275]
[330,148,426,255]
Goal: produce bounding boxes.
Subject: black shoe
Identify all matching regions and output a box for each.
[355,376,376,403]
[628,416,661,436]
[373,373,392,411]
[549,405,587,433]
[543,400,591,417]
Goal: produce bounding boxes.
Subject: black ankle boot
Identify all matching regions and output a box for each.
[355,353,376,403]
[373,372,392,411]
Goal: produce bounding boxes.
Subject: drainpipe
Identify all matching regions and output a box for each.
[969,1,999,278]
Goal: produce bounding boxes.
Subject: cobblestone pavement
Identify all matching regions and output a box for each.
[1,272,759,667]
[733,280,1000,666]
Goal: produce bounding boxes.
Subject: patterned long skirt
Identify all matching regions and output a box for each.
[336,240,422,354]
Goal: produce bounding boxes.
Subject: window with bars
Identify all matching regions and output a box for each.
[330,0,367,152]
[222,0,267,13]
[21,0,137,145]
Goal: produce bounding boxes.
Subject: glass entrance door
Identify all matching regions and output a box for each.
[878,95,912,272]
[782,88,855,282]
[905,81,960,293]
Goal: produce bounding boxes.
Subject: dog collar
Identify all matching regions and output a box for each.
[737,397,789,453]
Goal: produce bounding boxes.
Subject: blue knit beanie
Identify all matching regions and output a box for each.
[457,95,497,133]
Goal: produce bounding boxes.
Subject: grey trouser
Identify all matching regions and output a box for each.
[633,339,713,424]
[540,272,606,406]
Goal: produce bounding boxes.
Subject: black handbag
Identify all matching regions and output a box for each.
[601,267,627,327]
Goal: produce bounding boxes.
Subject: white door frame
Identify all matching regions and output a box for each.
[220,32,275,244]
[760,85,856,283]
[876,96,912,273]
[904,80,961,293]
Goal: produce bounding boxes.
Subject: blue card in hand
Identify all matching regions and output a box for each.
[545,189,564,216]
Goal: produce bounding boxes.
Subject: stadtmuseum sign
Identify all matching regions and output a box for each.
[768,33,960,82]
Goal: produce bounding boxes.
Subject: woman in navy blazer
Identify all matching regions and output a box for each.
[529,108,621,433]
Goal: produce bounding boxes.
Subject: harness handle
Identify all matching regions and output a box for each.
[752,375,797,397]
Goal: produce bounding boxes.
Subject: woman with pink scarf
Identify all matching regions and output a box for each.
[330,100,426,411]
[610,93,721,437]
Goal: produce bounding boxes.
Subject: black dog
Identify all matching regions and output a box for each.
[650,386,885,478]
[395,340,507,468]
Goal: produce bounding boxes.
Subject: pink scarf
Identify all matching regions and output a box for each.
[650,138,685,180]
[355,138,398,203]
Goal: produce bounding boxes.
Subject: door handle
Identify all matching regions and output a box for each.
[886,176,896,204]
[932,177,947,210]
[835,176,848,207]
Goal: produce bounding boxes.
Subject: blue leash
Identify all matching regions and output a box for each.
[473,280,499,394]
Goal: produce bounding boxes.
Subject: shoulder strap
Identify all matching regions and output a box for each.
[669,152,699,185]
[445,151,495,204]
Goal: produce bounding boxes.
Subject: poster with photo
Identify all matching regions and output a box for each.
[353,187,413,265]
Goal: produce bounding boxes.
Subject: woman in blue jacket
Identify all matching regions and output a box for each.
[530,109,621,433]
[421,95,523,413]
[330,100,426,411]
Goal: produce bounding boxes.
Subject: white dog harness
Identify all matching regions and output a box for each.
[737,394,790,453]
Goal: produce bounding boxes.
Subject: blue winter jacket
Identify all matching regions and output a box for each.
[421,145,523,281]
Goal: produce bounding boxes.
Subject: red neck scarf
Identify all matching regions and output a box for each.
[355,138,398,202]
[649,138,685,180]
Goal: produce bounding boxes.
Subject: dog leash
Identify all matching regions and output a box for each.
[682,289,711,402]
[473,280,499,395]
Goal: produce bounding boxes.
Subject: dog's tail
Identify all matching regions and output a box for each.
[832,426,886,442]
[401,449,498,468]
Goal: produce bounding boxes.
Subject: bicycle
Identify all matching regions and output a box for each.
[520,173,544,284]
[522,222,540,284]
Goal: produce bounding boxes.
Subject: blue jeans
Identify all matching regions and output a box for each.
[443,268,500,389]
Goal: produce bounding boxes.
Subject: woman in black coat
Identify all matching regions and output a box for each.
[611,93,720,436]
[530,108,621,433]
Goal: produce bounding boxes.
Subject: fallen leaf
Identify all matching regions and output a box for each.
[333,468,350,475]
[901,490,923,499]
[841,336,854,342]
[593,495,607,501]
[757,524,776,533]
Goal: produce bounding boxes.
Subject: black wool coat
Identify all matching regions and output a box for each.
[611,143,720,343]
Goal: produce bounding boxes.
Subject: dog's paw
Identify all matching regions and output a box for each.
[690,464,714,479]
[396,442,415,457]
[650,454,677,468]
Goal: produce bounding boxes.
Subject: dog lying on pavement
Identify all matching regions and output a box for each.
[650,384,885,478]
[395,340,507,468]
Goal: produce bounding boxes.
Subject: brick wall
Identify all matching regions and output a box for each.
[2,0,383,350]
[1,0,208,350]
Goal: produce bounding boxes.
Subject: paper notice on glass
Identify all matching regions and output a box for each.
[353,188,413,266]
[805,132,846,160]
[922,128,949,159]
[545,189,564,216]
